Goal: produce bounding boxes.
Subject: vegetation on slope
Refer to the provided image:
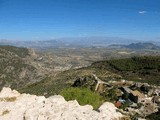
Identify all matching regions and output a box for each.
[0,46,40,89]
[91,56,160,85]
[19,56,160,97]
[18,66,120,96]
[60,87,103,109]
[0,45,29,58]
[146,110,160,120]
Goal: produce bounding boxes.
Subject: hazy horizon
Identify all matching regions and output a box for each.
[0,0,160,41]
[0,36,155,42]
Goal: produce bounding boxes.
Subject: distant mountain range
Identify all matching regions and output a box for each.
[0,37,159,49]
[109,42,160,50]
[0,37,139,48]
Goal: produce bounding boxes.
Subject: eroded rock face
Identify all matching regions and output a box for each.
[0,87,122,120]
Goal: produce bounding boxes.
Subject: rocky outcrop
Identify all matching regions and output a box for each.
[0,87,123,120]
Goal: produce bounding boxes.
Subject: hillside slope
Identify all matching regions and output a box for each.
[0,46,43,89]
[19,56,160,97]
[91,56,160,85]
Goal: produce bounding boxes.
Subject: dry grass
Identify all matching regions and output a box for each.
[2,109,10,116]
[0,97,17,102]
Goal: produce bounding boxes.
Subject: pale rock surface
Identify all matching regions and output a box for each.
[0,87,123,120]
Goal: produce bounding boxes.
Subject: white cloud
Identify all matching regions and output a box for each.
[138,11,147,14]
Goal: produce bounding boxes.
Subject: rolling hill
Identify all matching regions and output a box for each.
[19,56,160,97]
[0,45,159,99]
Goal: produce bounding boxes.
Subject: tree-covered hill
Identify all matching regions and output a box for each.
[91,56,160,85]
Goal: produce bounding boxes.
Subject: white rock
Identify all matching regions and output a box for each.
[0,88,123,120]
[0,87,20,98]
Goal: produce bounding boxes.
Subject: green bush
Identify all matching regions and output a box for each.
[60,87,103,109]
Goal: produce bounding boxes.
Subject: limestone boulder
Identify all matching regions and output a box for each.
[0,88,123,120]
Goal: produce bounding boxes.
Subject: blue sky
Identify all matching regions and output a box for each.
[0,0,160,41]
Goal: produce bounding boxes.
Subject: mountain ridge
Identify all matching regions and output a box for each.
[0,37,146,48]
[108,42,160,50]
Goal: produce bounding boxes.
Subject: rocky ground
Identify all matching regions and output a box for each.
[0,87,123,120]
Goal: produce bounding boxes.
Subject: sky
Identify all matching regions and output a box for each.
[0,0,160,41]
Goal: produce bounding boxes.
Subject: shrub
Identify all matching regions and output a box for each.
[60,87,103,109]
[2,109,10,115]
